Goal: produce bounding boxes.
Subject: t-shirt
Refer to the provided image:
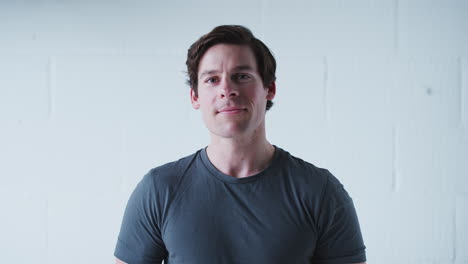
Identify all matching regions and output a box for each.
[114,146,366,264]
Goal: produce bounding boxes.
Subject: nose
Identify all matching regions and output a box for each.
[219,77,239,99]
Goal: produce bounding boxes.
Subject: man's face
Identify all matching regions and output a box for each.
[191,44,275,139]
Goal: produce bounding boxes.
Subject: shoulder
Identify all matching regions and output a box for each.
[278,147,332,186]
[277,147,350,204]
[138,150,201,194]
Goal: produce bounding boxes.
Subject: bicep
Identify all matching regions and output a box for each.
[312,173,366,263]
[114,172,168,263]
[115,258,127,264]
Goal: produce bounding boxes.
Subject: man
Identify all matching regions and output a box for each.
[114,25,366,264]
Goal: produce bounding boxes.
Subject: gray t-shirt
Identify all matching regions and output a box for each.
[114,146,366,264]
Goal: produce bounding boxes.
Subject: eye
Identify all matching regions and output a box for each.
[205,77,219,84]
[237,73,251,80]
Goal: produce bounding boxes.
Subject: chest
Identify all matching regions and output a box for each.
[161,182,318,263]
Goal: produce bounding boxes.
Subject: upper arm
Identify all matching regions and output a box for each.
[114,171,168,263]
[312,172,367,263]
[115,258,127,264]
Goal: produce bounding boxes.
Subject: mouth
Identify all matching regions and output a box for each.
[217,107,247,115]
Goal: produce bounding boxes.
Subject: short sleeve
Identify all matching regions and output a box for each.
[114,170,168,264]
[312,172,366,264]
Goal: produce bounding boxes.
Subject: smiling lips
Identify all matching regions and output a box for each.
[218,107,246,115]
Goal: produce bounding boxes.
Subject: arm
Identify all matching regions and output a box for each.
[312,171,367,264]
[114,171,167,264]
[115,258,127,264]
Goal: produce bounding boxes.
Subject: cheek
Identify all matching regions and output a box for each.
[198,94,216,113]
[199,89,217,103]
[248,88,267,102]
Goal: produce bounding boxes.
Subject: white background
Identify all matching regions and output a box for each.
[0,0,467,263]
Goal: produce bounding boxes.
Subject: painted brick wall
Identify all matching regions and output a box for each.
[0,1,467,263]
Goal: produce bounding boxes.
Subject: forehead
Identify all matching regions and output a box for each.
[198,44,258,75]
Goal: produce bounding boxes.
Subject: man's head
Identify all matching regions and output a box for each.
[186,25,276,110]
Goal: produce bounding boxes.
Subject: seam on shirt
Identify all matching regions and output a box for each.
[136,173,170,260]
[200,146,283,184]
[116,237,143,263]
[316,170,330,231]
[160,151,199,236]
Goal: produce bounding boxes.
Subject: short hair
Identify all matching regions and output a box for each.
[186,25,276,110]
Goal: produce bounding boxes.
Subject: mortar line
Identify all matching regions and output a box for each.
[260,0,268,40]
[45,197,49,264]
[453,196,457,262]
[46,57,52,120]
[391,125,399,192]
[460,57,465,128]
[393,0,399,54]
[323,56,329,122]
[47,57,55,122]
[120,126,128,194]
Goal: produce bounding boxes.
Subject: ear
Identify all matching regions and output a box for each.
[266,82,276,100]
[190,88,200,110]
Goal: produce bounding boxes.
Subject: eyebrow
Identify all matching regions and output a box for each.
[199,65,255,79]
[233,65,255,72]
[199,70,219,79]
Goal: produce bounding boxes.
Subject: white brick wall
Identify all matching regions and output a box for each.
[0,1,467,263]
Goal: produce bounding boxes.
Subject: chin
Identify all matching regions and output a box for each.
[210,124,251,139]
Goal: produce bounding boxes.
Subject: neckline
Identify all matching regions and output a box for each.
[199,145,282,184]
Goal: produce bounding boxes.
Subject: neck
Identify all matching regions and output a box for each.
[206,125,275,178]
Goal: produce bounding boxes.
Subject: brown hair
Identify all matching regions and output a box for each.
[186,25,276,110]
